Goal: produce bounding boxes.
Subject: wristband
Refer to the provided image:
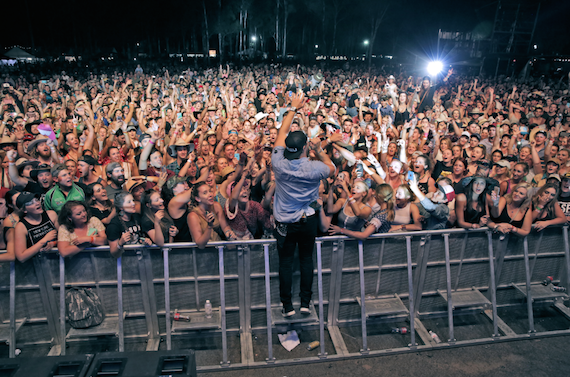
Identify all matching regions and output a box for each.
[149,139,155,145]
[90,235,95,244]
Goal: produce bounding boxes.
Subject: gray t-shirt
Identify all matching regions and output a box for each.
[105,184,125,202]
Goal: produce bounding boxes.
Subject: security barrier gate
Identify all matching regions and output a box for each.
[0,227,569,371]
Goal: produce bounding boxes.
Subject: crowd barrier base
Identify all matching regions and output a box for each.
[0,227,569,372]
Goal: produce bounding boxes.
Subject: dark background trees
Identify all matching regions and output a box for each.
[1,0,569,61]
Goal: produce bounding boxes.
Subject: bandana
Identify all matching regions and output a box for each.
[439,183,455,202]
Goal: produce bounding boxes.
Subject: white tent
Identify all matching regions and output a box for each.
[3,47,38,62]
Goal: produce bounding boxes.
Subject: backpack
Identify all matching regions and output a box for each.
[65,287,105,329]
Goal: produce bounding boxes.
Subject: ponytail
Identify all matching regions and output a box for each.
[375,184,395,222]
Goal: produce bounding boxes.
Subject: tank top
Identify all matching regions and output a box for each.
[337,200,367,231]
[171,207,192,242]
[78,176,104,190]
[464,202,484,225]
[122,161,132,180]
[504,180,512,194]
[19,212,57,248]
[2,213,18,242]
[491,204,528,228]
[418,181,429,195]
[394,109,410,125]
[191,207,221,242]
[393,202,412,225]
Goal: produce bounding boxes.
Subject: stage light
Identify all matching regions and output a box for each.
[251,36,257,42]
[427,61,443,76]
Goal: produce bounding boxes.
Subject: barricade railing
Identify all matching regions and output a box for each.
[0,227,569,370]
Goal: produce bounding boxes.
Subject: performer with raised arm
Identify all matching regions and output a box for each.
[272,92,336,317]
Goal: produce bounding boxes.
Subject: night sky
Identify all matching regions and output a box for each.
[1,0,569,58]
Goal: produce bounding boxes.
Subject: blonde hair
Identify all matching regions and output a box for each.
[375,184,395,222]
[505,182,531,209]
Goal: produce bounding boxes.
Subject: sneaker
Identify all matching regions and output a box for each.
[282,307,295,318]
[300,305,311,315]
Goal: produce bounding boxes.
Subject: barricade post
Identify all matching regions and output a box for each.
[442,234,455,343]
[487,231,499,338]
[9,261,15,358]
[117,256,124,352]
[218,246,229,366]
[262,243,274,363]
[315,241,326,358]
[357,240,368,355]
[406,236,417,348]
[163,247,172,350]
[522,237,536,334]
[58,256,65,356]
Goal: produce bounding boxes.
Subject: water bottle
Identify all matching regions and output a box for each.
[429,330,441,344]
[542,276,554,286]
[551,285,566,293]
[391,327,408,334]
[205,300,213,319]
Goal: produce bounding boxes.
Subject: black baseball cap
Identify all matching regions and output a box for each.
[30,163,52,181]
[284,131,307,160]
[16,192,40,210]
[78,155,98,166]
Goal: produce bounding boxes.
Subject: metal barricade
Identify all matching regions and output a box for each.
[0,227,569,370]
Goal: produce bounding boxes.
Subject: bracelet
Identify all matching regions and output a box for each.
[8,162,14,166]
[90,235,95,244]
[149,139,155,145]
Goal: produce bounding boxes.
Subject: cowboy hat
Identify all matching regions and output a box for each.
[25,120,41,135]
[168,139,194,158]
[0,135,16,147]
[27,135,50,151]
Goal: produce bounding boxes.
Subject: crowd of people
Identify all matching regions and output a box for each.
[0,63,568,268]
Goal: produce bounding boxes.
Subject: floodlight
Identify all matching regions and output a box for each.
[427,61,443,76]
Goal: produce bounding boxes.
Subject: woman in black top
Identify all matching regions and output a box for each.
[455,177,490,230]
[141,190,178,244]
[14,192,59,262]
[488,182,533,237]
[531,183,567,232]
[107,192,162,257]
[89,183,115,225]
[1,190,20,260]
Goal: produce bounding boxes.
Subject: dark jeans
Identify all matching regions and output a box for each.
[274,214,318,310]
